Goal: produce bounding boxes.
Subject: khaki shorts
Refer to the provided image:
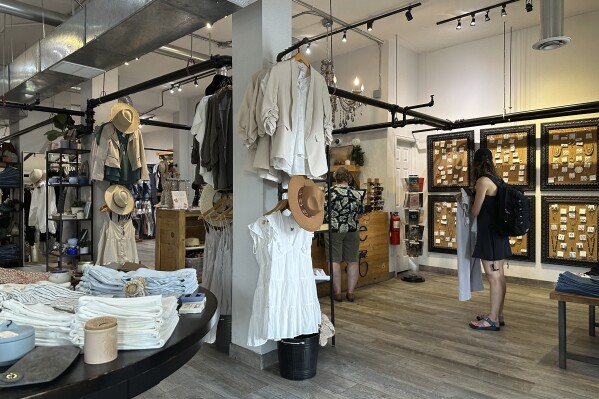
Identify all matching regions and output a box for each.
[324,230,360,263]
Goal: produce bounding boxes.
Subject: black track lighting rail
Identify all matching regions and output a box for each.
[276,2,421,62]
[437,0,520,26]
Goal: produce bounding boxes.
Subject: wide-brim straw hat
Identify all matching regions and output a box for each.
[29,169,44,185]
[185,238,200,247]
[105,185,134,215]
[288,175,325,232]
[110,103,140,134]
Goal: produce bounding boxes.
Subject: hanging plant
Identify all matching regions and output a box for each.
[44,113,79,141]
[351,137,365,166]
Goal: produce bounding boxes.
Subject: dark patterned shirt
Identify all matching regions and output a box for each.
[325,185,364,233]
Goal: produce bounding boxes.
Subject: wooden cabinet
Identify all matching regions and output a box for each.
[155,209,205,271]
[313,211,390,296]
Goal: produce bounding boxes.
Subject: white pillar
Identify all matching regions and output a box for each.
[173,97,193,199]
[230,0,291,367]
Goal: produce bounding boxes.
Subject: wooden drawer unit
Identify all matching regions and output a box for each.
[155,209,205,271]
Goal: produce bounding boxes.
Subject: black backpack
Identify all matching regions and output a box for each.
[485,174,530,237]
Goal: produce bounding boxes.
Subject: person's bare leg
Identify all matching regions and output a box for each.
[332,262,341,295]
[346,262,359,294]
[472,260,504,327]
[498,261,507,321]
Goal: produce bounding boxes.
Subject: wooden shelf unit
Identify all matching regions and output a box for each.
[155,208,205,271]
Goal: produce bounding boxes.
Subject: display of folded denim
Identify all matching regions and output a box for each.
[75,264,198,297]
[555,271,599,298]
[0,244,19,261]
[0,267,50,284]
[0,282,83,312]
[70,295,179,349]
[0,300,74,346]
[0,166,20,188]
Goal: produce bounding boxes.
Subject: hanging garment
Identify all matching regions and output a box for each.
[456,189,484,301]
[90,122,149,183]
[96,214,139,265]
[201,89,233,190]
[261,59,333,178]
[0,166,19,188]
[247,211,321,346]
[29,181,57,234]
[191,95,213,186]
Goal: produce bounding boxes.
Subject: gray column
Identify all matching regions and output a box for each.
[231,0,291,363]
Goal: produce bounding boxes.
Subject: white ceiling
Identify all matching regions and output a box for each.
[2,0,599,132]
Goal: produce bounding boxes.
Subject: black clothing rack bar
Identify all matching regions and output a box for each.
[0,119,53,143]
[87,55,232,108]
[1,100,85,117]
[140,119,191,130]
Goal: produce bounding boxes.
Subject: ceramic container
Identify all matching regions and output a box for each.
[67,238,78,247]
[68,176,79,184]
[84,317,118,364]
[66,247,78,256]
[48,270,70,284]
[0,321,35,366]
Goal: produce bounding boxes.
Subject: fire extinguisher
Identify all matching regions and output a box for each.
[389,212,401,245]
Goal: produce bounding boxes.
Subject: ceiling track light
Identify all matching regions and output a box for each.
[485,10,490,22]
[470,14,476,26]
[456,19,462,30]
[436,0,519,27]
[169,85,174,94]
[501,4,507,17]
[342,31,347,42]
[177,85,182,92]
[124,61,129,66]
[525,0,533,13]
[405,8,413,22]
[206,22,212,29]
[306,42,311,54]
[194,78,198,87]
[366,20,373,31]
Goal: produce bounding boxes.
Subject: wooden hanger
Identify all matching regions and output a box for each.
[99,204,110,213]
[264,199,289,216]
[293,51,310,68]
[202,196,229,218]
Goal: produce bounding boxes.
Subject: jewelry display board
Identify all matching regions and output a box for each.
[508,196,535,262]
[480,125,536,190]
[427,131,474,192]
[542,196,599,267]
[428,195,458,254]
[541,118,598,190]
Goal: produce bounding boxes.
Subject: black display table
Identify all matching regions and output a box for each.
[2,287,218,399]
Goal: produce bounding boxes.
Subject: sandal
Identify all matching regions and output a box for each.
[346,293,355,302]
[476,314,505,326]
[334,294,343,303]
[469,317,500,331]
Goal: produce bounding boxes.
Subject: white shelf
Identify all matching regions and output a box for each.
[185,245,205,251]
[314,275,330,282]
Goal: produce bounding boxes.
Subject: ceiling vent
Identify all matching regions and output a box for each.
[532,0,571,50]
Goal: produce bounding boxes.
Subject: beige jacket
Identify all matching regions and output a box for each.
[260,59,332,178]
[90,122,149,182]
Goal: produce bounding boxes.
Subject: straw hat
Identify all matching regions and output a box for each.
[110,103,140,134]
[185,238,200,247]
[288,176,325,232]
[105,185,134,215]
[199,184,228,227]
[29,169,44,185]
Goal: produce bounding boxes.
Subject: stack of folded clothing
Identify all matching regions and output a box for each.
[0,282,83,312]
[76,264,198,297]
[555,271,599,298]
[70,295,179,349]
[0,300,74,346]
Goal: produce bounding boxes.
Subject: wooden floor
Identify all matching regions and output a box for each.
[136,271,599,399]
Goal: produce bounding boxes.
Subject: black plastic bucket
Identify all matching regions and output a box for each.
[215,315,232,354]
[277,332,319,380]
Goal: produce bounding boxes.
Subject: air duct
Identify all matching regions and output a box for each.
[532,0,571,50]
[0,0,66,26]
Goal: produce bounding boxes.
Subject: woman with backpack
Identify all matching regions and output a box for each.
[469,148,512,331]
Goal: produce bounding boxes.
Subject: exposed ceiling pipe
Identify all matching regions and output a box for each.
[0,0,215,63]
[532,0,571,50]
[0,0,66,26]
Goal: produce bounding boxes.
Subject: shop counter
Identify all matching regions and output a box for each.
[2,287,218,399]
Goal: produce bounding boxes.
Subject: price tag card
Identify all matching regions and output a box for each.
[520,249,527,254]
[580,234,587,241]
[509,138,515,144]
[434,149,439,155]
[588,226,595,233]
[503,134,510,140]
[513,152,519,158]
[434,231,439,236]
[496,159,503,165]
[452,154,458,159]
[569,212,576,219]
[557,251,564,258]
[590,175,597,181]
[560,225,567,231]
[518,170,525,176]
[495,153,501,159]
[580,251,587,257]
[498,139,503,144]
[558,176,565,182]
[459,147,465,153]
[458,177,464,182]
[435,239,441,244]
[503,171,509,177]
[562,157,568,164]
[577,242,584,249]
[552,164,559,170]
[518,177,525,182]
[560,216,567,223]
[553,134,559,140]
[558,234,565,241]
[579,225,586,231]
[503,155,510,163]
[570,252,577,259]
[442,155,447,160]
[551,224,558,230]
[510,165,517,171]
[463,166,468,172]
[586,132,593,139]
[561,208,568,215]
[448,242,453,248]
[510,144,516,151]
[561,167,568,173]
[436,179,442,184]
[580,216,587,223]
[561,243,567,249]
[580,208,587,215]
[440,231,445,236]
[496,145,502,152]
[568,232,576,239]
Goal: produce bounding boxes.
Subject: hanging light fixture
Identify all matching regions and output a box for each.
[169,85,174,94]
[470,14,476,26]
[525,0,533,12]
[405,8,413,21]
[485,10,491,21]
[306,42,311,54]
[194,78,198,87]
[342,30,347,42]
[367,20,373,31]
[456,19,462,30]
[501,4,507,16]
[206,22,212,29]
[177,84,182,92]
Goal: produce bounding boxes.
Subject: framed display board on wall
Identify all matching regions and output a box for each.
[508,196,536,262]
[428,195,458,254]
[541,118,599,190]
[480,125,536,191]
[427,131,474,192]
[541,196,599,267]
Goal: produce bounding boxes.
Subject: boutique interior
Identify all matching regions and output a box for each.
[0,0,599,398]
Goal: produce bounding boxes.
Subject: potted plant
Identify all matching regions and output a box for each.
[71,200,86,216]
[78,239,90,255]
[351,138,365,166]
[44,114,83,148]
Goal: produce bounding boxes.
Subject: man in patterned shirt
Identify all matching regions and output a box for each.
[325,167,364,302]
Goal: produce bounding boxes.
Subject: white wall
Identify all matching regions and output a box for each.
[142,131,174,165]
[414,10,599,281]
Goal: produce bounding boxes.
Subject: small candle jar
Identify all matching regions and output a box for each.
[84,317,118,365]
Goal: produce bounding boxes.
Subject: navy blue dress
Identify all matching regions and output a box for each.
[472,195,512,261]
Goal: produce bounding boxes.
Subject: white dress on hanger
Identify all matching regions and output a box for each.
[247,210,321,346]
[456,189,484,301]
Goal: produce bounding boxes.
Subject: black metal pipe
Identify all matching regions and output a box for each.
[0,118,54,142]
[1,101,85,116]
[333,118,427,135]
[451,101,599,129]
[88,55,232,108]
[140,119,191,130]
